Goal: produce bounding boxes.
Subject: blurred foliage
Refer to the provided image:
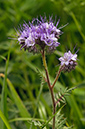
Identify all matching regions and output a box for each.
[0,0,85,129]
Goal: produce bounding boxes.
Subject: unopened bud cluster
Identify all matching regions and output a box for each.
[59,51,77,72]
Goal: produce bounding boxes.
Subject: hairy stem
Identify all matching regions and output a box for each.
[52,66,62,89]
[41,50,56,129]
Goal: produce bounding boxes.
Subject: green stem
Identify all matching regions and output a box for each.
[41,50,51,88]
[51,66,62,89]
[41,50,56,129]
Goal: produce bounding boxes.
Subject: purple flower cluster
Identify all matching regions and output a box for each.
[59,51,77,72]
[18,16,62,53]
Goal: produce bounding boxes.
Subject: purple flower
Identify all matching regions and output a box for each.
[17,16,62,53]
[59,51,77,72]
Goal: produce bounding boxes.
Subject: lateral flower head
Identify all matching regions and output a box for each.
[59,51,77,72]
[17,16,62,53]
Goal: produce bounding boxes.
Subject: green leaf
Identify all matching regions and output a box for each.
[38,102,47,120]
[0,74,31,128]
[70,12,85,41]
[30,77,44,129]
[41,104,66,129]
[9,117,44,123]
[7,79,31,117]
[7,79,31,128]
[0,55,6,60]
[0,109,12,129]
[1,49,10,129]
[32,120,42,127]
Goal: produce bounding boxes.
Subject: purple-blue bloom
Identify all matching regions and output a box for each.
[59,51,77,72]
[17,16,62,53]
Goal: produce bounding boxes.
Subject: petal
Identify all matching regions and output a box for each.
[71,54,77,61]
[65,61,69,65]
[61,61,65,66]
[59,57,64,61]
[18,37,25,41]
[25,37,35,47]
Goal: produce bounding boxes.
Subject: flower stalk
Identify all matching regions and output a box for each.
[41,50,56,129]
[52,66,62,89]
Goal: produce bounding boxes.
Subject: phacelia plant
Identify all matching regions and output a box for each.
[17,15,78,129]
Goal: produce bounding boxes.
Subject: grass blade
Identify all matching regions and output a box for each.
[0,73,31,128]
[1,49,10,129]
[0,109,12,129]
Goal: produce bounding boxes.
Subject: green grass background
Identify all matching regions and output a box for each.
[0,0,85,129]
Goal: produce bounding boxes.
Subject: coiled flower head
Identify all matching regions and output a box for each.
[17,16,62,54]
[59,51,77,72]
